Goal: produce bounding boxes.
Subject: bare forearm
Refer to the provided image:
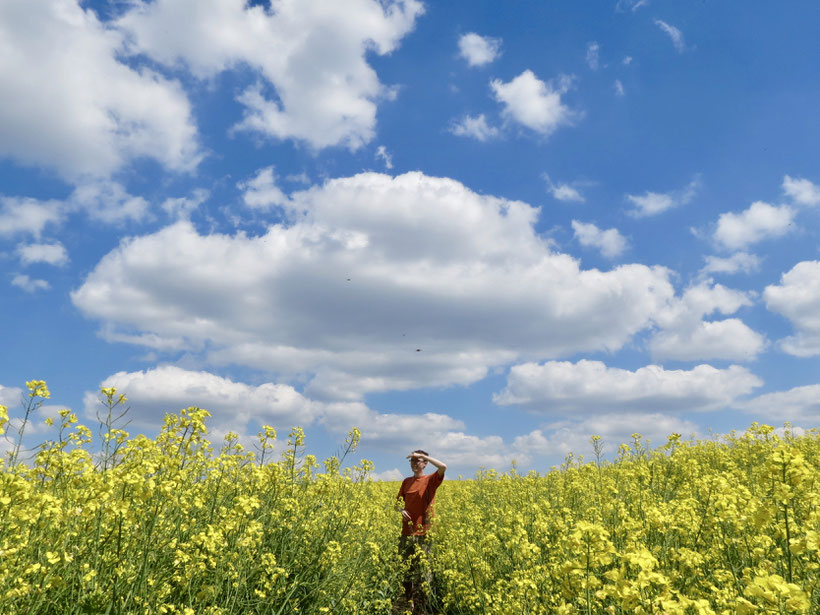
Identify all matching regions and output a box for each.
[422,454,447,474]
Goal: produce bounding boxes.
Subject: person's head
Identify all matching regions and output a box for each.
[410,449,428,475]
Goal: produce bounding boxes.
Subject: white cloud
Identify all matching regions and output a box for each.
[491,70,578,137]
[72,171,677,400]
[84,365,318,433]
[495,360,762,414]
[543,173,584,203]
[649,280,765,361]
[699,252,760,276]
[1,181,151,239]
[286,172,312,185]
[783,175,820,206]
[449,114,500,142]
[11,274,50,293]
[616,0,650,12]
[764,261,820,357]
[161,189,209,220]
[321,401,464,447]
[650,318,766,362]
[0,385,22,408]
[238,167,288,210]
[713,201,794,250]
[70,181,151,224]
[626,177,699,217]
[432,431,521,469]
[623,56,633,65]
[586,42,600,70]
[450,113,501,143]
[83,365,513,472]
[654,19,685,53]
[375,145,393,170]
[741,384,820,424]
[0,0,200,180]
[513,413,700,459]
[370,468,403,481]
[17,242,69,267]
[119,0,423,151]
[458,32,502,67]
[0,197,63,238]
[571,220,627,259]
[614,80,625,97]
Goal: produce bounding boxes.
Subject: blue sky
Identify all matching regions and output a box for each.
[2,0,820,479]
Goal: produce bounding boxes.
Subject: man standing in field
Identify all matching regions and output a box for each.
[396,450,446,614]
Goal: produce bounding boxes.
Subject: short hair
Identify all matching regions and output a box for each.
[413,449,429,456]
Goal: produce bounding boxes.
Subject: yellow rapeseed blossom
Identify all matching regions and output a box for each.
[1,380,819,614]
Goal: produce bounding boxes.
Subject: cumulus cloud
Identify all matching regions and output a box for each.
[0,384,23,408]
[654,19,685,53]
[370,468,403,481]
[741,384,820,425]
[626,177,699,217]
[650,319,766,362]
[648,280,765,361]
[1,180,152,240]
[782,175,820,206]
[491,70,578,137]
[72,171,676,400]
[571,220,628,259]
[764,261,820,357]
[119,0,423,151]
[0,0,200,180]
[449,114,500,142]
[320,400,464,447]
[543,174,584,203]
[513,412,700,459]
[84,365,318,433]
[458,33,502,67]
[11,274,50,293]
[17,242,69,267]
[375,146,393,170]
[699,252,761,277]
[713,201,794,250]
[0,197,64,238]
[495,360,762,414]
[161,189,209,220]
[614,80,625,97]
[70,181,152,224]
[84,365,517,471]
[238,167,288,210]
[586,42,600,70]
[317,399,518,468]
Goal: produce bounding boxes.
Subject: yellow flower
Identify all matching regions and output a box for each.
[26,380,50,398]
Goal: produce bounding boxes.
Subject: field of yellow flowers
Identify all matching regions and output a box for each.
[1,380,819,614]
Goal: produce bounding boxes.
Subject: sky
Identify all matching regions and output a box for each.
[2,0,820,480]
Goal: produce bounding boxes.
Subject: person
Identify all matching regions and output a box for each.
[396,450,447,614]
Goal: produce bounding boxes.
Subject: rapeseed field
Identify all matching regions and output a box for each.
[1,380,818,614]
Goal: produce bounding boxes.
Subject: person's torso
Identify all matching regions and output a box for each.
[400,473,441,535]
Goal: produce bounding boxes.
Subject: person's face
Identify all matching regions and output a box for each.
[410,457,427,474]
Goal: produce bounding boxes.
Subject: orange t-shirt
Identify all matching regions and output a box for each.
[397,471,444,536]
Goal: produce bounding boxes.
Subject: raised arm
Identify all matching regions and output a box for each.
[408,452,447,476]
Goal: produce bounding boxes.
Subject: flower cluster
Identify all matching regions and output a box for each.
[2,380,819,614]
[431,426,819,614]
[1,382,401,614]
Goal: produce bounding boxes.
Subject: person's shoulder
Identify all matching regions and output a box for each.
[427,471,444,482]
